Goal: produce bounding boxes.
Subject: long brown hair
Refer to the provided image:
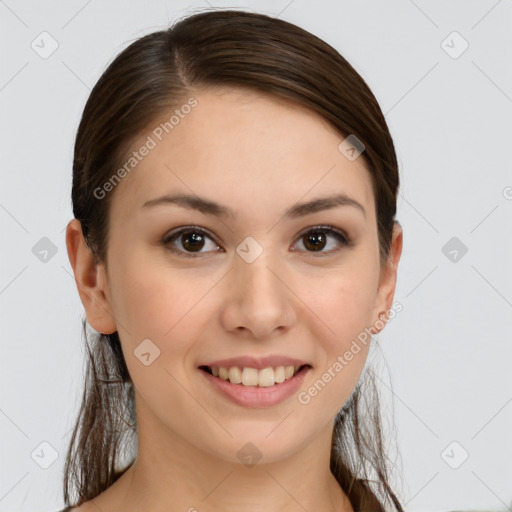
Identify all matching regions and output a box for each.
[64,9,403,510]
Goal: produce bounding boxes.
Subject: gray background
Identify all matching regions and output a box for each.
[1,1,511,511]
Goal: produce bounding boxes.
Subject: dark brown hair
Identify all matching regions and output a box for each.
[64,8,403,511]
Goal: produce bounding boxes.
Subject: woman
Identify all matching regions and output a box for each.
[62,8,404,512]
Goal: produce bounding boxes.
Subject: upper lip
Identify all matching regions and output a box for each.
[198,355,311,370]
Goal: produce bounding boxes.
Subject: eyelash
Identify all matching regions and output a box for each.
[161,225,353,258]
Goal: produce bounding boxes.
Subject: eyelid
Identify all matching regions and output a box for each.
[163,225,219,243]
[296,224,351,244]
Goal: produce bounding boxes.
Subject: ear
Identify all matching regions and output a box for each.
[65,219,117,335]
[370,221,403,335]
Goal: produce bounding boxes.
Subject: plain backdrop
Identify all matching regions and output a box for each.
[1,1,511,511]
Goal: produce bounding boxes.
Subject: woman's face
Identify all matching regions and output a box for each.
[81,86,401,464]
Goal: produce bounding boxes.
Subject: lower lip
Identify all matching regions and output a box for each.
[199,366,311,408]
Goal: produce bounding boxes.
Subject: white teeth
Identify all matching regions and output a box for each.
[228,366,242,384]
[209,364,302,386]
[258,367,274,387]
[241,367,258,386]
[274,366,285,383]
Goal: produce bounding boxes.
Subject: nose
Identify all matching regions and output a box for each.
[220,248,296,339]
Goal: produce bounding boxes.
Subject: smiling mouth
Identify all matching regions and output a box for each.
[199,364,311,387]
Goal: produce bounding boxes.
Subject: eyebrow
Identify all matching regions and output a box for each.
[142,192,366,219]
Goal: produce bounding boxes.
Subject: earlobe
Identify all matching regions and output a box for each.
[65,219,118,335]
[370,221,403,334]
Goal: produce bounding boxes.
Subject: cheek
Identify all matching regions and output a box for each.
[108,253,219,362]
[109,262,208,404]
[331,278,376,339]
[309,260,378,344]
[110,249,179,330]
[300,260,378,403]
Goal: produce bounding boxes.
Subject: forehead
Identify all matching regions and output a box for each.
[109,86,375,223]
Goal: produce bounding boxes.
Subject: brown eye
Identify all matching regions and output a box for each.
[294,226,350,255]
[162,227,221,257]
[181,231,205,252]
[303,232,328,252]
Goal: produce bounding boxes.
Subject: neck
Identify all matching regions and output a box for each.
[97,399,353,512]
